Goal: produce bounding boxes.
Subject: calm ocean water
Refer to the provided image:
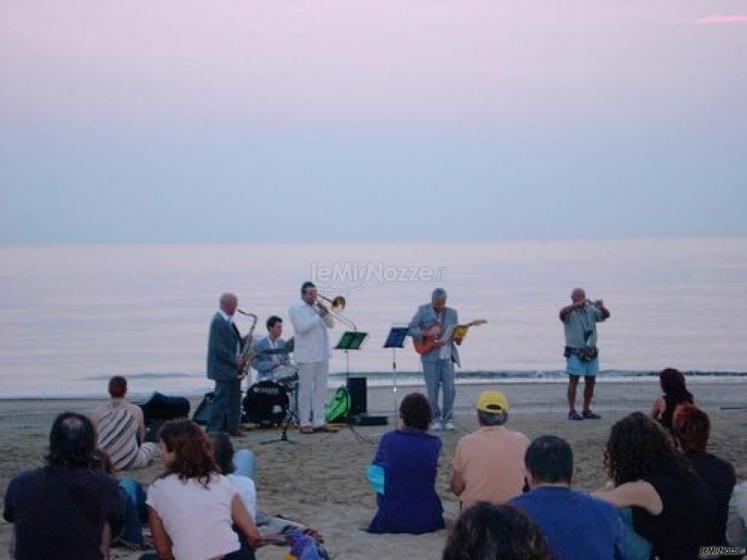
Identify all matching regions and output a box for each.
[1,239,746,398]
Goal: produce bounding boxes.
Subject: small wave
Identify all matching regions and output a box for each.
[82,372,198,381]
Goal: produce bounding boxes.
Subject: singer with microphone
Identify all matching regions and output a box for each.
[559,287,611,421]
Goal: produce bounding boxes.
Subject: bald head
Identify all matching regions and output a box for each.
[571,288,586,304]
[219,293,238,316]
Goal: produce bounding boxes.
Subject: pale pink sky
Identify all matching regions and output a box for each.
[1,1,746,244]
[2,1,745,130]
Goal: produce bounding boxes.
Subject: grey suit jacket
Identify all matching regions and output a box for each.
[206,312,241,381]
[252,336,290,377]
[408,303,460,365]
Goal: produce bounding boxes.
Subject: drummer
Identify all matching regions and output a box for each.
[252,315,292,382]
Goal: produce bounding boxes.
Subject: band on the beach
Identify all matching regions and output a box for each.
[205,282,608,435]
[4,282,746,560]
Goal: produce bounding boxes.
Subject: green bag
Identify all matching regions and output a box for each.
[325,385,351,423]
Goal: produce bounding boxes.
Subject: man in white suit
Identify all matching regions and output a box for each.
[289,281,335,433]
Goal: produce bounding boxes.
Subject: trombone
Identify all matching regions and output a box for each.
[316,293,357,331]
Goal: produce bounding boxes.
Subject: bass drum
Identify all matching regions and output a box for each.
[242,380,289,427]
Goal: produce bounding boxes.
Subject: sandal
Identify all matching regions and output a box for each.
[299,426,314,434]
[568,410,584,421]
[582,410,601,420]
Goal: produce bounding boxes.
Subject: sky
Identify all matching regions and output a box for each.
[1,1,746,244]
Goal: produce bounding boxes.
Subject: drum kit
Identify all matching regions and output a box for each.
[242,365,299,428]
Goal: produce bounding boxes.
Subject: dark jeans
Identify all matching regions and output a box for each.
[207,379,242,433]
[116,478,147,547]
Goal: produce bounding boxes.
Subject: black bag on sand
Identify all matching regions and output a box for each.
[192,392,214,426]
[137,391,190,421]
[137,392,191,441]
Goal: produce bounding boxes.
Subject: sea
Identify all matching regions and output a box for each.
[1,238,746,398]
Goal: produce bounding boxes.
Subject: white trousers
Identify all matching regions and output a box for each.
[297,361,329,427]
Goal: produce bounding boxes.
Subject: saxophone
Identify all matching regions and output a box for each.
[236,309,258,379]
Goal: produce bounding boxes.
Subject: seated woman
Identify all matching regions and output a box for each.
[673,403,736,544]
[143,420,261,560]
[367,392,444,534]
[209,432,257,519]
[650,367,693,432]
[443,502,551,560]
[594,412,716,560]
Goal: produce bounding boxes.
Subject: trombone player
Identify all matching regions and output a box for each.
[289,281,336,434]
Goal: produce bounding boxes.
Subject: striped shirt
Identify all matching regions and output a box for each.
[91,399,146,470]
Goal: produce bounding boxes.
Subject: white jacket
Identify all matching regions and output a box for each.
[289,299,334,363]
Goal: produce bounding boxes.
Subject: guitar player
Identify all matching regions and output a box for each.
[408,288,461,431]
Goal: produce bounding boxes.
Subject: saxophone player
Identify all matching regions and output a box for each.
[206,293,248,436]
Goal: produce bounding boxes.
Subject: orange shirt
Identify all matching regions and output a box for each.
[452,425,530,511]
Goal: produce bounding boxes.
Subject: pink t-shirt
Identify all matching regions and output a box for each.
[452,426,530,511]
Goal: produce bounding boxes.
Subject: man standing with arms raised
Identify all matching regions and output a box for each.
[409,288,461,431]
[559,287,610,420]
[290,281,335,434]
[207,292,247,435]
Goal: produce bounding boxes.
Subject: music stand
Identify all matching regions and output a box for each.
[333,331,369,442]
[383,325,409,416]
[334,331,368,378]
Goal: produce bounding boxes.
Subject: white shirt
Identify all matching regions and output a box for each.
[146,474,240,560]
[227,474,257,519]
[289,299,334,363]
[218,309,241,355]
[436,311,453,361]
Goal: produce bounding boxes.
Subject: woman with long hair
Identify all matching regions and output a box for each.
[650,368,693,431]
[673,403,736,545]
[595,412,716,559]
[144,420,260,560]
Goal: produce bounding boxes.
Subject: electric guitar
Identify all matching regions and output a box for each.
[413,319,487,355]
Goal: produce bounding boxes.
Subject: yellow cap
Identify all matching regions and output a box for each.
[476,390,509,413]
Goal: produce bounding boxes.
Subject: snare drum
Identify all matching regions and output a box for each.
[242,380,289,427]
[274,364,299,385]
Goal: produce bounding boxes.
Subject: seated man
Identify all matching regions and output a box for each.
[510,435,624,560]
[3,412,121,560]
[450,390,529,511]
[252,315,291,382]
[91,376,158,470]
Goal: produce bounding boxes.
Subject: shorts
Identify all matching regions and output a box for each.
[566,354,599,377]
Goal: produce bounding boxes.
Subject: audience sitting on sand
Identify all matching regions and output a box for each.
[209,432,258,519]
[93,448,149,550]
[673,403,736,544]
[650,367,693,432]
[91,375,159,470]
[509,435,623,559]
[140,419,261,560]
[3,412,121,560]
[442,502,551,560]
[594,411,717,560]
[728,481,747,547]
[367,392,445,534]
[451,390,529,512]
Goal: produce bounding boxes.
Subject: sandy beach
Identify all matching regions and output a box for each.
[1,380,745,560]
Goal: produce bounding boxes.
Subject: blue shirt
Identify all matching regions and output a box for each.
[510,486,623,560]
[367,429,444,534]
